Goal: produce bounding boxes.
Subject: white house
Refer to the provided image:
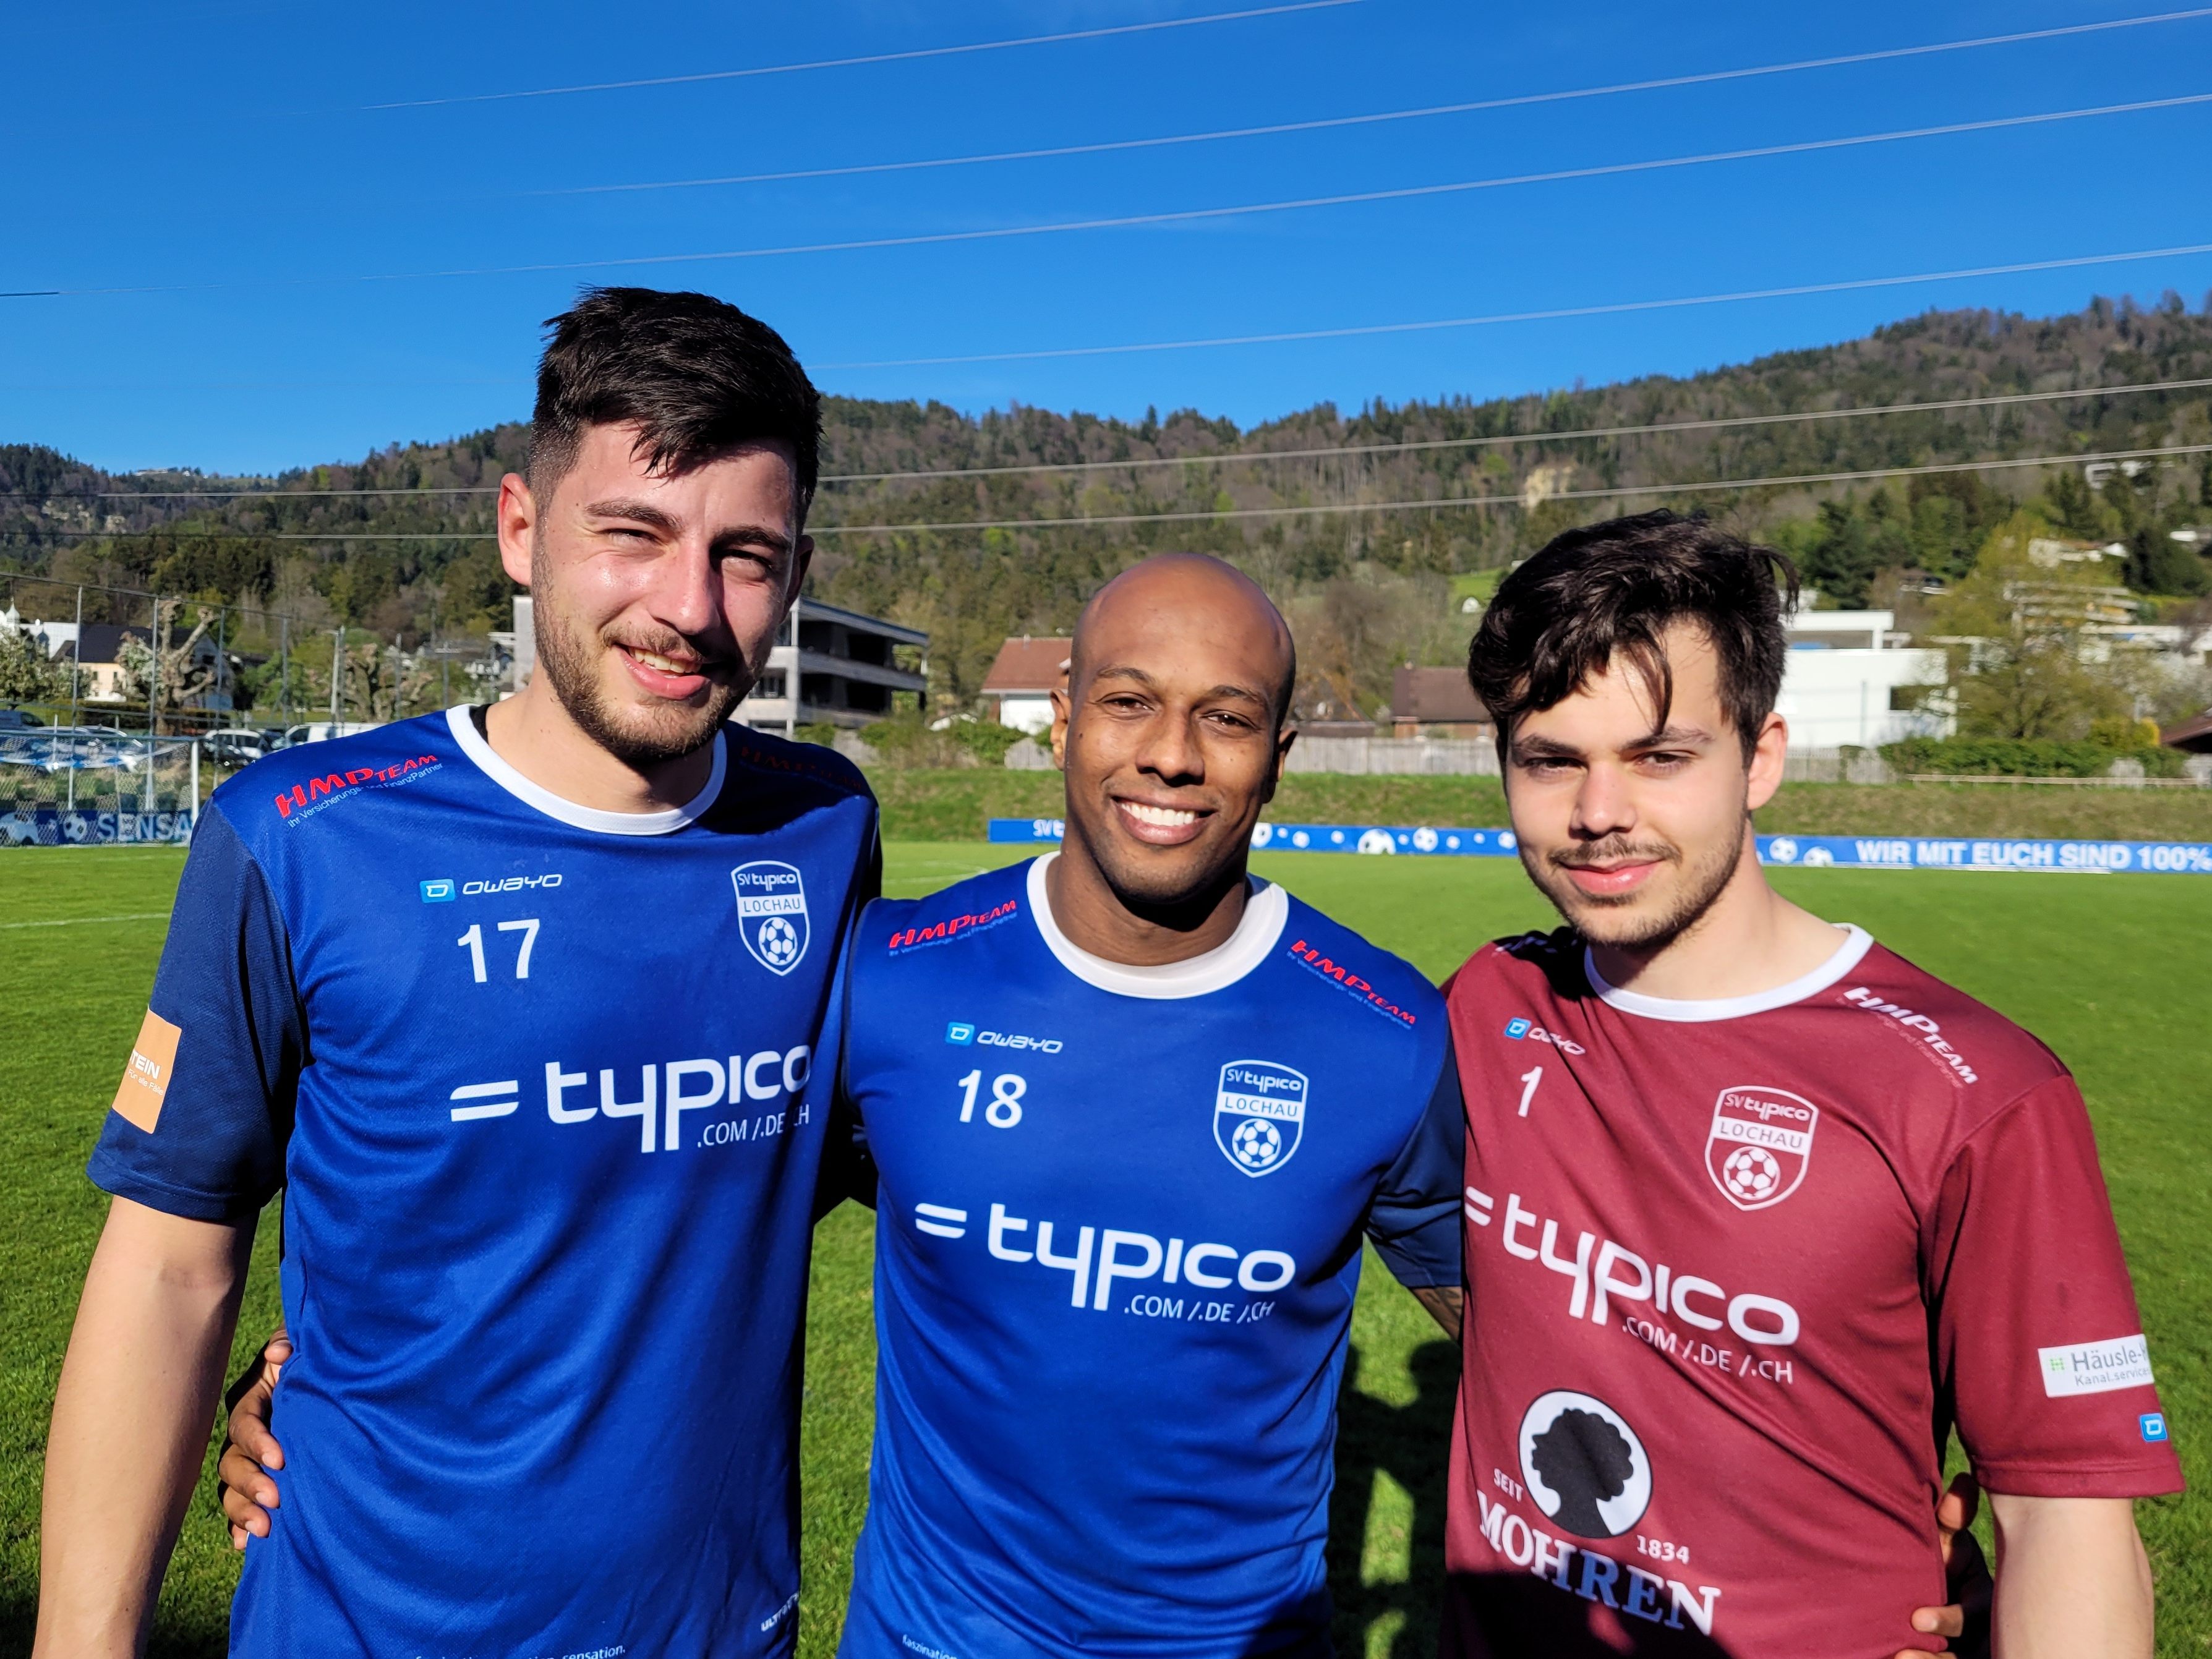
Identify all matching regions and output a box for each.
[1775,609,1950,750]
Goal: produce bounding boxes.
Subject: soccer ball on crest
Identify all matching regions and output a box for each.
[1231,1119,1281,1168]
[1722,1146,1782,1201]
[757,916,801,966]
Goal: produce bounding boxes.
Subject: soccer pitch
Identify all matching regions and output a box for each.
[0,845,2203,1657]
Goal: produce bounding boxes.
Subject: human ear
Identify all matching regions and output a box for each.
[1745,711,1788,812]
[497,474,537,588]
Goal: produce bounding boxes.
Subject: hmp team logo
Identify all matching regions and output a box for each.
[1704,1084,1819,1211]
[1518,1389,1652,1540]
[732,861,810,976]
[1214,1060,1307,1177]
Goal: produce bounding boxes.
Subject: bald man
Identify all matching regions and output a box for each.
[820,554,1469,1657]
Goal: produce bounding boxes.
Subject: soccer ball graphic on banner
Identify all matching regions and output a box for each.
[756,916,801,968]
[1721,1145,1783,1202]
[1231,1119,1282,1169]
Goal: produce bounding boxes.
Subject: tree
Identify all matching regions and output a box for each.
[115,600,220,729]
[1929,513,2134,740]
[0,626,67,706]
[2124,526,2211,596]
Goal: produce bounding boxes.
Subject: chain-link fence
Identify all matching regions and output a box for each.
[0,730,203,845]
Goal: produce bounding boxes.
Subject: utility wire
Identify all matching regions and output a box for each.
[11,445,2208,541]
[17,93,2208,298]
[806,443,2212,533]
[14,373,2210,501]
[363,1,1359,111]
[529,7,2212,199]
[817,239,2212,369]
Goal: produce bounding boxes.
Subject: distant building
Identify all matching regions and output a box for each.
[63,622,231,710]
[1390,666,1492,740]
[2159,709,2212,753]
[980,636,1072,733]
[1777,609,1949,749]
[738,598,927,731]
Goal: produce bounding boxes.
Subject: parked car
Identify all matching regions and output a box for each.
[202,728,270,766]
[281,720,385,746]
[0,709,46,730]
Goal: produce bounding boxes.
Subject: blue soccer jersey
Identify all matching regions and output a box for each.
[87,705,878,1658]
[835,855,1463,1658]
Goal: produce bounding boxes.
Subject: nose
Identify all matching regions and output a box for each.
[642,534,724,642]
[1570,761,1636,840]
[1134,706,1203,785]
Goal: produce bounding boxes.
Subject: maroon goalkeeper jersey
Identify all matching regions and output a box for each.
[1441,924,2181,1659]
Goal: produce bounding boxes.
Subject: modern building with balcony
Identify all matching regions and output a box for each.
[738,598,928,731]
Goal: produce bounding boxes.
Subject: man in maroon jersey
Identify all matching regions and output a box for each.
[1442,511,2180,1658]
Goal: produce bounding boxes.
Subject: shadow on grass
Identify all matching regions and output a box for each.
[1328,1339,1459,1659]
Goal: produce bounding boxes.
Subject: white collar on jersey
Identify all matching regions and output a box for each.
[1025,851,1288,1000]
[1582,924,1874,1023]
[444,702,727,837]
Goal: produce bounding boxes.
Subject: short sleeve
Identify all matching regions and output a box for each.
[1929,1075,2184,1498]
[85,804,301,1223]
[1365,1038,1466,1290]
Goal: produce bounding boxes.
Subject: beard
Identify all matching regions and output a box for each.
[1521,824,1746,953]
[531,594,749,767]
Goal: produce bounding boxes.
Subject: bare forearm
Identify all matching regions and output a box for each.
[36,1200,252,1659]
[1990,1493,2153,1659]
[1412,1284,1464,1341]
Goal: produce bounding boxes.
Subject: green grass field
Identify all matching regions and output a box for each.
[1,845,2204,1656]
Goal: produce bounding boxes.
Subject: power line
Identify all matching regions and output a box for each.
[804,444,2212,534]
[11,373,2211,503]
[362,1,1359,111]
[22,93,2210,299]
[10,445,2206,542]
[816,239,2212,369]
[822,377,2212,482]
[529,7,2212,199]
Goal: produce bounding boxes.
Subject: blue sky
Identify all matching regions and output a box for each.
[5,0,2210,475]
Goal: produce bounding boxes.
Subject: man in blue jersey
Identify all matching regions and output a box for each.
[36,288,877,1658]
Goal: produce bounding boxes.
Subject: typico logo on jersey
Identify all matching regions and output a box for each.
[732,861,810,976]
[1463,1187,1801,1349]
[445,1046,811,1154]
[1839,986,1979,1083]
[1704,1086,1819,1212]
[419,874,564,902]
[272,754,441,821]
[1503,1017,1587,1056]
[909,1198,1297,1312]
[1213,1060,1307,1177]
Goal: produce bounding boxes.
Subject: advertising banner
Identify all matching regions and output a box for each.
[0,808,196,847]
[985,819,2212,874]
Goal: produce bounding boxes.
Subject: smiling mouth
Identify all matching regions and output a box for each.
[1112,798,1211,846]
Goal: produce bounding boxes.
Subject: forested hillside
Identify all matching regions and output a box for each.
[5,295,2210,715]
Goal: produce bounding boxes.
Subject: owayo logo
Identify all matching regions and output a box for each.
[1214,1059,1306,1177]
[1704,1085,1819,1211]
[732,861,810,976]
[1518,1389,1651,1540]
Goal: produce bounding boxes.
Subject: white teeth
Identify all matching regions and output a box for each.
[630,648,688,674]
[1122,802,1198,828]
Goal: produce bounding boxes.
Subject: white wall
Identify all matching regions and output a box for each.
[1775,646,1950,749]
[996,695,1055,734]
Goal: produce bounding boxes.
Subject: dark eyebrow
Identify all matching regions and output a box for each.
[1091,665,1267,707]
[581,498,680,533]
[581,498,792,559]
[1510,733,1583,761]
[1621,723,1714,753]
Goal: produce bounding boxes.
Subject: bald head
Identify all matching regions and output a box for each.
[1072,553,1297,727]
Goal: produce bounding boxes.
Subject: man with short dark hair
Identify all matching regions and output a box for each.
[35,287,877,1658]
[1441,510,2180,1657]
